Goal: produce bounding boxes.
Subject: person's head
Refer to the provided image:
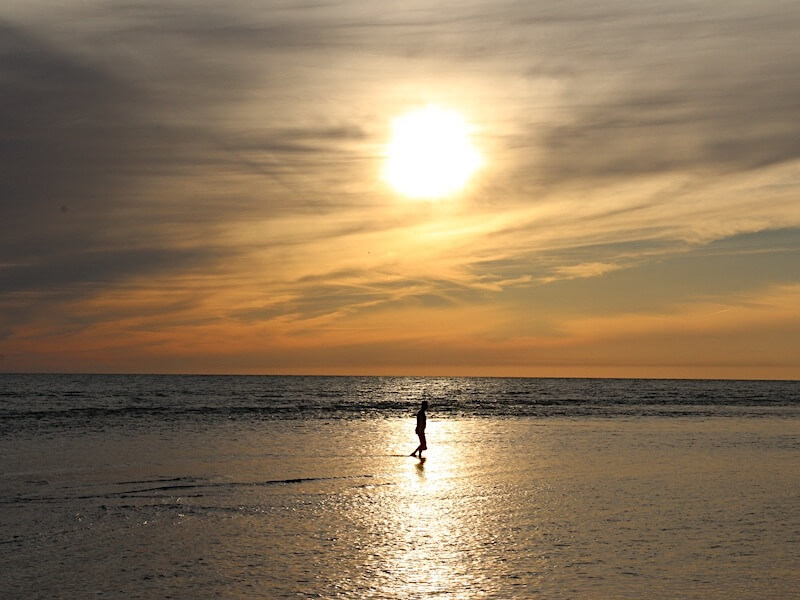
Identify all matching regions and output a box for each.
[421,400,428,410]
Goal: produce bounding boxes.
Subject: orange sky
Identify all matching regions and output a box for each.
[1,0,799,379]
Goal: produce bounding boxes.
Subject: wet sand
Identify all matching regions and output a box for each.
[2,417,798,598]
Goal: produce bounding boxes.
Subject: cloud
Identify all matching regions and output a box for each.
[0,12,362,281]
[2,1,800,376]
[0,21,143,230]
[544,262,622,282]
[526,2,800,180]
[0,15,262,338]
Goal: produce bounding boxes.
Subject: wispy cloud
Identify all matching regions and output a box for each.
[1,0,799,375]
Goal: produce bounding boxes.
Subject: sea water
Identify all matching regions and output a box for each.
[1,375,798,598]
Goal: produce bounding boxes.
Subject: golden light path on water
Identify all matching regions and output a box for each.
[319,419,545,598]
[365,421,502,598]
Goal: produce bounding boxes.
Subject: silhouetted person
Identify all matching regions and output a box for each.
[410,400,428,458]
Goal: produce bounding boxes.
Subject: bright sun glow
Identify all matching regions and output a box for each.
[383,105,483,199]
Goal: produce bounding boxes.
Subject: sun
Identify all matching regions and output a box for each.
[383,105,483,199]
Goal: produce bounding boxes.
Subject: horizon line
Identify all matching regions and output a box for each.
[2,371,798,383]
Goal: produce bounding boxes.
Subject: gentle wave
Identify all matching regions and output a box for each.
[1,374,798,434]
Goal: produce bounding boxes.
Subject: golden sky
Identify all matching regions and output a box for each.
[1,0,799,378]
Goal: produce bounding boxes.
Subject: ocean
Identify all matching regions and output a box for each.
[1,375,798,598]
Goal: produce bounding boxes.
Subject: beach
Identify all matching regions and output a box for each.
[2,412,798,598]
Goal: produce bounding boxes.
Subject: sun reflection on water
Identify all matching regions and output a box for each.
[358,419,501,599]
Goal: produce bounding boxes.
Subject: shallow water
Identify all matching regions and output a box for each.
[2,417,798,598]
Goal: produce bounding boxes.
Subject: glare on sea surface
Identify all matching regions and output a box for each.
[383,105,483,200]
[354,419,503,598]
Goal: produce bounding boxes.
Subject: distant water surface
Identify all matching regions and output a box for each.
[1,375,798,598]
[1,374,798,435]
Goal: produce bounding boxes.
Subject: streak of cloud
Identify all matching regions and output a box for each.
[1,0,799,376]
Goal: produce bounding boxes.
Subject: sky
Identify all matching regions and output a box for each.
[1,0,799,379]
